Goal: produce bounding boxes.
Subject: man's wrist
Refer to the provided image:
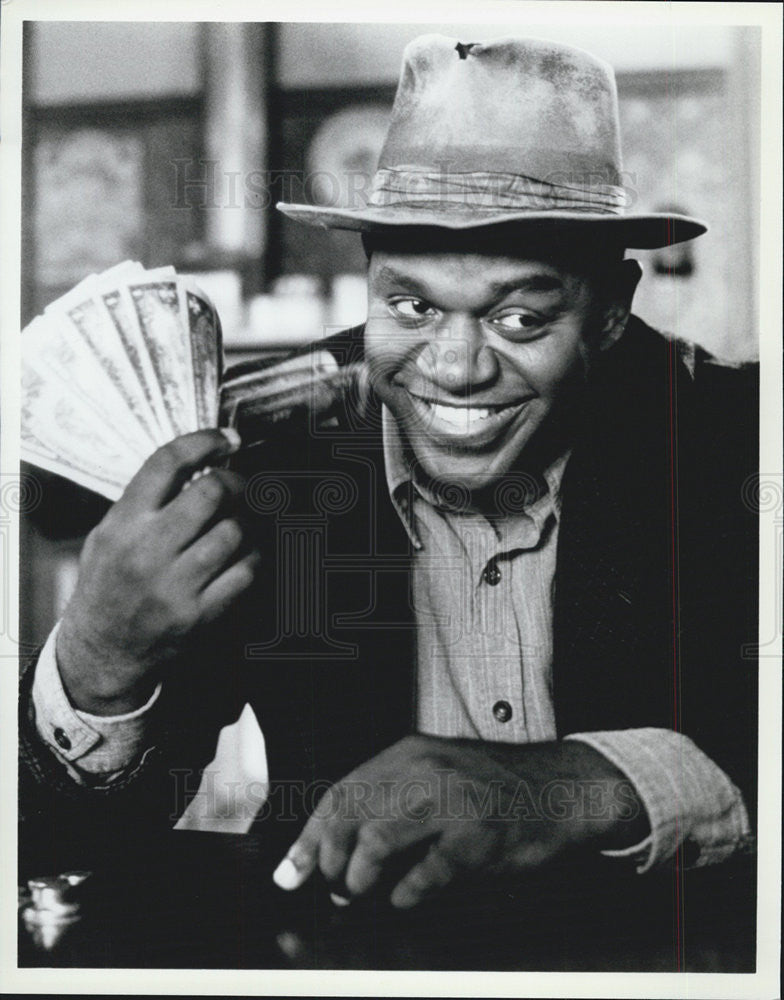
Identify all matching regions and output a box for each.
[55,620,155,715]
[555,740,651,849]
[486,739,651,851]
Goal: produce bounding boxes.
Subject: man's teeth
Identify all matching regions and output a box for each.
[427,402,501,425]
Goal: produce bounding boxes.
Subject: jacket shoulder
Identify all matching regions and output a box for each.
[674,335,759,389]
[617,317,759,422]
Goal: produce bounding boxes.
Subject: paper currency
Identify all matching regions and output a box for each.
[22,262,223,500]
[21,260,364,503]
[183,279,222,428]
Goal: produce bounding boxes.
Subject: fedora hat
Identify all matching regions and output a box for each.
[277,34,706,249]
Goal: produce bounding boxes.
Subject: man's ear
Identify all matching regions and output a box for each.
[596,259,642,351]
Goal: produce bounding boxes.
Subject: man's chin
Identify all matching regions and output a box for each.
[412,458,509,497]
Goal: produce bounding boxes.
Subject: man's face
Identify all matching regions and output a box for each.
[364,247,618,491]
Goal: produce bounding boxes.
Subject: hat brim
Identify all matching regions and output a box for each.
[277,202,706,249]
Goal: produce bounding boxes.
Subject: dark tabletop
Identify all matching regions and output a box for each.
[18,828,756,972]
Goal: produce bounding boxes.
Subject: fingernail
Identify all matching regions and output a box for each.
[220,427,242,453]
[272,857,304,891]
[330,893,351,907]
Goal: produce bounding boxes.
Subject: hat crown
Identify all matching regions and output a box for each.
[276,32,707,248]
[379,34,623,186]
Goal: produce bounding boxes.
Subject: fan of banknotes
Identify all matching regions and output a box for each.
[22,261,223,501]
[22,260,365,503]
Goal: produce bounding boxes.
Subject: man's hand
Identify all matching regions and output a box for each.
[56,428,260,715]
[273,735,648,909]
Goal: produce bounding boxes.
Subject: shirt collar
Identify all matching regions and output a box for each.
[382,405,571,551]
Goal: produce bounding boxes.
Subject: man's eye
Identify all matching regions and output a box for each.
[489,312,544,337]
[388,298,436,322]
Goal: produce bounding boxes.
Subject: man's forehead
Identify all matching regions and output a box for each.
[364,227,624,283]
[369,249,579,292]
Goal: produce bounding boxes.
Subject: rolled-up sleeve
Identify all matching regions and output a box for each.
[565,727,754,873]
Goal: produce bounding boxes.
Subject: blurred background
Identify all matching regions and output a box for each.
[23,22,761,359]
[20,20,761,646]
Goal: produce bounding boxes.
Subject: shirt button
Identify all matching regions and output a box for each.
[483,562,502,586]
[492,700,513,723]
[53,727,71,751]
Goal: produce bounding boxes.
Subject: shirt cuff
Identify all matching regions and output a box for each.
[564,728,753,873]
[31,620,162,781]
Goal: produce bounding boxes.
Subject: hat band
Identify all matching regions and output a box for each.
[368,167,627,215]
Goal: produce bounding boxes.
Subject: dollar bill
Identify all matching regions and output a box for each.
[129,280,198,436]
[23,314,151,460]
[22,261,226,500]
[100,284,174,442]
[61,293,164,445]
[21,364,137,500]
[182,278,223,428]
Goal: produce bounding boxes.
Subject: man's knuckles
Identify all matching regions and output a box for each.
[120,430,239,510]
[318,838,351,882]
[175,469,247,522]
[148,430,231,477]
[224,552,260,591]
[79,530,140,585]
[356,821,396,859]
[128,437,196,494]
[187,470,231,509]
[191,519,245,568]
[210,516,245,551]
[137,585,200,636]
[409,849,456,890]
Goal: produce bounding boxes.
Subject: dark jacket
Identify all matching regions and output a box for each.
[19,317,759,876]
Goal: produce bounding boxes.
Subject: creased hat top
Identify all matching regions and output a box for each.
[277,34,706,248]
[381,34,622,184]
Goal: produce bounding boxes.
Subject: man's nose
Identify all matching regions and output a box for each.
[415,318,499,394]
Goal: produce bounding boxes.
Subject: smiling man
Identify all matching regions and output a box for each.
[362,236,639,496]
[20,35,757,944]
[269,35,756,907]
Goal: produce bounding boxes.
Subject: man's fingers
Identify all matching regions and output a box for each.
[318,828,356,886]
[343,819,430,898]
[120,428,241,511]
[342,827,391,898]
[272,785,344,892]
[272,853,316,892]
[197,550,261,623]
[272,825,320,892]
[173,516,247,590]
[162,468,247,551]
[390,824,500,908]
[273,775,440,899]
[389,842,459,909]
